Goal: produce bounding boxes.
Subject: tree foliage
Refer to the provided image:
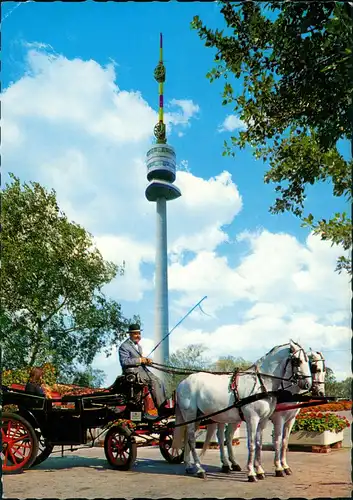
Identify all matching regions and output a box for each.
[70,366,107,388]
[1,174,133,375]
[165,344,253,394]
[211,355,252,373]
[192,1,352,274]
[166,343,211,394]
[325,367,352,399]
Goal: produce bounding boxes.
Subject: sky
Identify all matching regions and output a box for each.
[3,1,351,385]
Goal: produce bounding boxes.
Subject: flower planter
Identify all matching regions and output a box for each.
[289,430,343,446]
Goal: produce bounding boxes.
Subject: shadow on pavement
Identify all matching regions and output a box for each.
[32,455,109,471]
[133,458,269,482]
[33,455,256,482]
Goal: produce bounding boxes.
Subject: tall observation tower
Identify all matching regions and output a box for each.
[145,34,181,378]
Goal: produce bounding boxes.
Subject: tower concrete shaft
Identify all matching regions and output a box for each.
[154,197,169,366]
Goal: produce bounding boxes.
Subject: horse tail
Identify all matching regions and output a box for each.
[199,422,217,458]
[171,400,187,450]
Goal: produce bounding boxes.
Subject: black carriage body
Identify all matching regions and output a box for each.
[1,373,183,474]
[1,375,140,446]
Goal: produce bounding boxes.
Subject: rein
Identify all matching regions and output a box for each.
[151,362,233,376]
[168,392,340,429]
[170,389,282,428]
[151,361,305,384]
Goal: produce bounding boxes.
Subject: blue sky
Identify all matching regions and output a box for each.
[3,1,351,384]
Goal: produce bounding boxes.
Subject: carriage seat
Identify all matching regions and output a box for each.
[105,373,145,393]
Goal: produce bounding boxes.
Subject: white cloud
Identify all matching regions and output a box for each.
[169,250,253,314]
[169,229,351,321]
[3,44,350,385]
[218,114,246,132]
[94,235,155,302]
[166,317,351,379]
[168,98,200,126]
[244,302,289,320]
[2,46,241,303]
[177,159,190,172]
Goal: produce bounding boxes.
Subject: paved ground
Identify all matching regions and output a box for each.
[3,439,352,499]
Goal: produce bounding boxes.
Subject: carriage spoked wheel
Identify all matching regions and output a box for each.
[32,433,54,467]
[159,428,184,464]
[104,426,137,471]
[1,412,39,474]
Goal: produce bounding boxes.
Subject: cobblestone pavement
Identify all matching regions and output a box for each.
[3,441,352,499]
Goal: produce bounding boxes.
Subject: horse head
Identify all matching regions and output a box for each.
[255,340,312,393]
[308,350,326,397]
[286,340,312,392]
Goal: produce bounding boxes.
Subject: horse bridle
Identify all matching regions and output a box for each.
[309,352,326,387]
[280,346,312,390]
[230,344,312,394]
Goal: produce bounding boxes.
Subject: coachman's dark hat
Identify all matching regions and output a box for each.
[128,324,142,333]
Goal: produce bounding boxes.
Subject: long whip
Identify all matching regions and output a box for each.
[147,295,208,358]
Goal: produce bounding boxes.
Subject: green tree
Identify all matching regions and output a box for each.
[1,174,133,376]
[337,377,352,400]
[166,344,211,394]
[192,1,352,274]
[70,366,107,388]
[212,355,252,372]
[165,346,252,394]
[325,367,352,399]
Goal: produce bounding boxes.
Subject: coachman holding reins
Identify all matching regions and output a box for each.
[118,323,173,419]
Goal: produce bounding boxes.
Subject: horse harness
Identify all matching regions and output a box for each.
[230,366,268,422]
[229,347,308,421]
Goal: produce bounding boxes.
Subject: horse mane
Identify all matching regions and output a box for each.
[227,342,291,392]
[252,342,290,370]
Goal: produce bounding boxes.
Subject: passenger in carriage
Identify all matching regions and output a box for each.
[118,324,172,418]
[25,367,45,397]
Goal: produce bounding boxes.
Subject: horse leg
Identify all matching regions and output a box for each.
[273,418,285,477]
[188,424,206,478]
[281,417,296,475]
[184,435,196,475]
[225,423,241,472]
[216,424,230,473]
[254,420,267,479]
[245,416,260,482]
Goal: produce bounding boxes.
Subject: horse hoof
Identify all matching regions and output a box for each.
[232,463,242,472]
[275,470,285,477]
[248,475,257,482]
[256,473,265,480]
[197,470,207,479]
[284,467,292,475]
[221,465,231,474]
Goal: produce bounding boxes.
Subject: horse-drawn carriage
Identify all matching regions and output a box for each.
[1,342,335,479]
[1,371,183,475]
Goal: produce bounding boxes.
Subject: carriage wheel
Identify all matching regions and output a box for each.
[1,412,39,474]
[32,434,54,467]
[159,428,184,464]
[104,426,137,471]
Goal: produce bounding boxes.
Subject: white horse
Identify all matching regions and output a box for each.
[201,350,326,477]
[172,340,312,481]
[271,350,326,477]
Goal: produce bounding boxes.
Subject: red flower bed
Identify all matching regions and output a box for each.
[293,411,350,433]
[300,400,352,413]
